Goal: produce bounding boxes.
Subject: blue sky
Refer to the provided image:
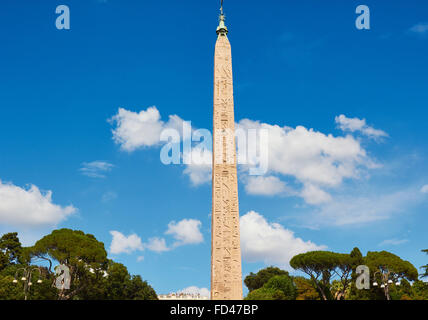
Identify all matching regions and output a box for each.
[0,0,428,296]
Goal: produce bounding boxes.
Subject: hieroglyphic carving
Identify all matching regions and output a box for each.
[211,33,243,300]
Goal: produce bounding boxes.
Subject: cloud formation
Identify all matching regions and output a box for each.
[410,22,428,34]
[109,231,144,254]
[144,237,170,253]
[420,185,428,194]
[109,107,185,152]
[240,211,326,270]
[146,218,204,251]
[335,114,388,140]
[0,180,76,227]
[101,191,117,203]
[238,118,377,205]
[379,239,409,246]
[300,183,332,205]
[166,219,204,247]
[183,148,212,186]
[244,176,287,196]
[109,107,388,208]
[80,161,114,178]
[306,187,422,227]
[110,218,204,255]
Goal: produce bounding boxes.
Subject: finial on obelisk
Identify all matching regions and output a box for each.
[216,0,228,36]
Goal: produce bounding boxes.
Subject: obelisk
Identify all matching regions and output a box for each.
[211,2,243,300]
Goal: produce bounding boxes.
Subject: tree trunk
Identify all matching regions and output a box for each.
[316,283,328,300]
[384,285,391,300]
[310,276,328,300]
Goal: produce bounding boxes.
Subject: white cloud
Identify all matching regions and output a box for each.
[0,180,76,227]
[420,185,428,194]
[145,219,204,252]
[301,183,332,205]
[166,219,204,247]
[245,176,287,196]
[109,106,210,186]
[184,116,381,206]
[307,188,422,227]
[110,107,164,151]
[335,115,366,132]
[239,119,372,186]
[238,118,377,205]
[183,148,212,186]
[109,231,144,254]
[109,107,385,207]
[379,239,409,246]
[137,256,144,262]
[187,115,384,203]
[79,161,114,178]
[335,114,388,140]
[410,22,428,34]
[110,219,204,255]
[109,107,185,152]
[145,237,170,253]
[178,286,210,298]
[240,211,326,270]
[101,191,117,203]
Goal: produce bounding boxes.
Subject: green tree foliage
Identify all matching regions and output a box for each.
[291,248,392,300]
[102,261,157,300]
[331,247,364,300]
[244,266,289,292]
[127,275,158,300]
[32,229,108,269]
[0,233,23,265]
[78,261,158,300]
[102,261,131,299]
[411,280,428,300]
[0,251,8,272]
[245,287,286,300]
[379,279,428,301]
[330,280,352,300]
[0,263,57,300]
[31,229,109,300]
[365,251,418,281]
[244,267,297,301]
[421,249,428,278]
[348,247,365,299]
[290,251,352,300]
[293,276,319,300]
[0,230,157,300]
[365,251,418,300]
[389,279,412,300]
[263,275,297,300]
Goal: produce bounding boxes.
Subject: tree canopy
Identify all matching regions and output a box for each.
[30,229,109,299]
[0,230,157,300]
[244,266,289,292]
[32,229,108,268]
[245,274,296,300]
[293,276,320,300]
[290,250,348,300]
[1,229,426,301]
[0,233,23,265]
[290,248,424,301]
[364,250,419,300]
[365,251,418,281]
[421,249,428,278]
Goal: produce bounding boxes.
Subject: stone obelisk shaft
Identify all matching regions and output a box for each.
[211,18,243,300]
